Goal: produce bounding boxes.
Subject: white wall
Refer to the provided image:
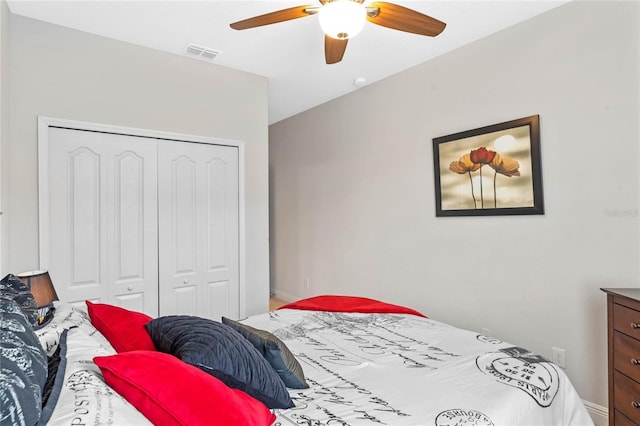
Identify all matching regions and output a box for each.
[270,0,639,412]
[0,1,9,276]
[6,13,270,315]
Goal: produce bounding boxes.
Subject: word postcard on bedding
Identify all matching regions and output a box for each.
[241,299,593,426]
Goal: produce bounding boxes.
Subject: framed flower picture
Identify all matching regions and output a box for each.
[432,115,544,217]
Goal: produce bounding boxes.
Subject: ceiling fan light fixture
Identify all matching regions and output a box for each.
[319,0,366,40]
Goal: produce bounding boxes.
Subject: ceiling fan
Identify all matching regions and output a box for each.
[230,0,446,65]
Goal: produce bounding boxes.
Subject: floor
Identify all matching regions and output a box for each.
[269,296,287,311]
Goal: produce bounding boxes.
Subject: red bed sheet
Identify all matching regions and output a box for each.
[278,295,426,318]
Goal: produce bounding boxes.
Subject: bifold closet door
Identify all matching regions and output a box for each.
[46,127,159,315]
[157,140,240,321]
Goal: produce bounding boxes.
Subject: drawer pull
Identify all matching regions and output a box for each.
[633,401,640,409]
[632,323,640,329]
[633,359,640,365]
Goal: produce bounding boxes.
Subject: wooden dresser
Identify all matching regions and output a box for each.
[602,288,640,426]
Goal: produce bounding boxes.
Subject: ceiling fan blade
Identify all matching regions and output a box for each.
[325,36,348,64]
[366,2,446,37]
[230,5,316,30]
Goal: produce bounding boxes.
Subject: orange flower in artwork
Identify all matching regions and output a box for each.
[448,154,481,208]
[490,153,520,177]
[470,147,496,164]
[449,154,481,174]
[448,147,521,209]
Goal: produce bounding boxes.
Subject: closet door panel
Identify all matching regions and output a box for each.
[114,151,145,280]
[158,140,239,320]
[207,159,231,269]
[157,152,199,315]
[46,128,158,315]
[172,156,198,275]
[50,140,106,302]
[202,153,239,319]
[174,285,198,314]
[206,280,230,321]
[69,148,101,287]
[109,150,156,314]
[114,293,145,313]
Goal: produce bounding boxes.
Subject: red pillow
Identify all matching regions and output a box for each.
[94,351,276,426]
[86,301,155,352]
[279,295,427,317]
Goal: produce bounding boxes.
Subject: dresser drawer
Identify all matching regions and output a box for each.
[614,410,639,426]
[614,370,640,424]
[614,303,640,339]
[615,331,640,383]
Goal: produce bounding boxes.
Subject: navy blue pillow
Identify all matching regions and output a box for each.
[0,273,39,328]
[0,297,47,426]
[146,316,294,409]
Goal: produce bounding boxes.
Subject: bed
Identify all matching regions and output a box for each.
[1,274,593,426]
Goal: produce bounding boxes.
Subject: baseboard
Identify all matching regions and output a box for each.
[583,400,607,426]
[273,289,298,303]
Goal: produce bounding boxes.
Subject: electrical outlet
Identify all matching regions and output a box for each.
[552,347,566,368]
[481,328,491,336]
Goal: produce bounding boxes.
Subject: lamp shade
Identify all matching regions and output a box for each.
[17,270,59,307]
[319,0,366,40]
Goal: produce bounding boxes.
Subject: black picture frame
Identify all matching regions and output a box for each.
[433,115,544,217]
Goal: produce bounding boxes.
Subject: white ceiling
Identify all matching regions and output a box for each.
[7,0,570,124]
